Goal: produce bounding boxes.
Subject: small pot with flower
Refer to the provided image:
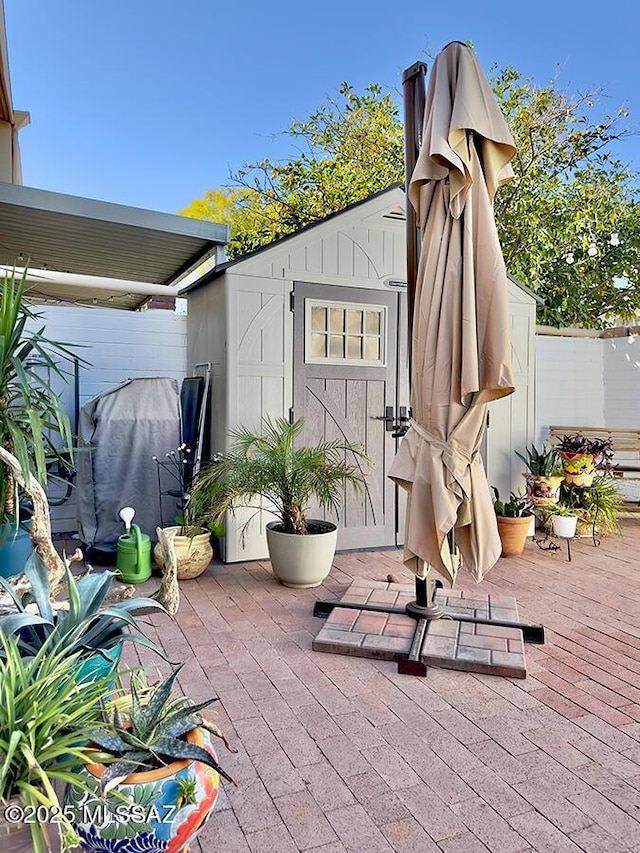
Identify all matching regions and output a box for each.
[152,445,214,580]
[492,487,534,557]
[555,432,614,488]
[515,444,564,506]
[549,502,579,539]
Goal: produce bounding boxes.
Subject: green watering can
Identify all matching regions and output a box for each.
[116,507,151,583]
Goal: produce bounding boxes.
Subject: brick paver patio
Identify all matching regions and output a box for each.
[105,520,640,852]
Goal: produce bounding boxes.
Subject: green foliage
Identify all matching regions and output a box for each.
[491,65,639,328]
[181,82,404,259]
[492,487,531,518]
[558,476,623,534]
[0,634,111,853]
[90,665,235,795]
[0,268,81,517]
[515,444,559,476]
[0,551,169,662]
[188,416,368,535]
[182,64,639,328]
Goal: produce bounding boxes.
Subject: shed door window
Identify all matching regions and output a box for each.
[306,299,386,365]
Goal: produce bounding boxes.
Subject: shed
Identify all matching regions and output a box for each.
[184,186,537,562]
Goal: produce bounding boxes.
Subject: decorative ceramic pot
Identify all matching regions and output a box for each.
[265,520,338,588]
[523,473,564,506]
[552,514,578,538]
[153,526,212,580]
[496,515,532,557]
[65,728,220,853]
[559,452,596,488]
[0,519,32,579]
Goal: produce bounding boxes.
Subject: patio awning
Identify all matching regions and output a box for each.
[0,181,229,310]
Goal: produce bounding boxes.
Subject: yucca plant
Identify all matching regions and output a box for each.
[189,416,368,535]
[0,549,170,662]
[89,664,235,794]
[0,268,82,520]
[0,633,112,853]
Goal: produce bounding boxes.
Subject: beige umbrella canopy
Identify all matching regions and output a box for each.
[390,42,516,586]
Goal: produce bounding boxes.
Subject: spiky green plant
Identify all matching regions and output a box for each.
[0,268,84,519]
[0,550,170,662]
[515,443,560,476]
[0,634,112,853]
[559,475,623,535]
[90,665,235,794]
[189,416,368,535]
[492,487,532,518]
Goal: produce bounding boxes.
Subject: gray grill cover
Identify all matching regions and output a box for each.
[76,377,181,552]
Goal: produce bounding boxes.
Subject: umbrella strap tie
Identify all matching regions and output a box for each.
[409,419,475,466]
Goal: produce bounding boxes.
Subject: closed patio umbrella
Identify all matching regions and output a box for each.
[390,41,516,586]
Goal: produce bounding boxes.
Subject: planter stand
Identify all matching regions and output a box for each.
[314,560,545,678]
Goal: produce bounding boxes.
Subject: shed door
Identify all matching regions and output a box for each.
[293,282,401,549]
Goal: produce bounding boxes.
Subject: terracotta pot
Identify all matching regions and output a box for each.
[154,526,213,579]
[496,515,532,557]
[559,452,596,488]
[65,727,220,853]
[523,473,564,506]
[266,520,337,588]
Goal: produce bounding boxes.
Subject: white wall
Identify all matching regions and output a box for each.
[603,335,640,428]
[31,305,187,533]
[534,336,605,445]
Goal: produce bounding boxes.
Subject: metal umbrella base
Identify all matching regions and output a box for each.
[313,576,544,678]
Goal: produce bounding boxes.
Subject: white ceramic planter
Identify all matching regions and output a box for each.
[265,520,338,588]
[552,514,578,539]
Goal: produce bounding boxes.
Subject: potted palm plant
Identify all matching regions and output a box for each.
[65,665,236,852]
[0,268,80,578]
[492,487,534,557]
[188,417,368,588]
[515,443,564,506]
[0,634,112,853]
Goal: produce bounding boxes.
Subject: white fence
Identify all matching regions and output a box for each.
[31,306,187,533]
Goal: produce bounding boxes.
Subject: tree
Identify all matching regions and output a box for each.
[179,82,404,258]
[492,66,639,327]
[180,69,639,328]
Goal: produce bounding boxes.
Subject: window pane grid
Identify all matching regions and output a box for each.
[306,300,385,365]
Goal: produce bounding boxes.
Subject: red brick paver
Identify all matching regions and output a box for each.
[75,519,640,852]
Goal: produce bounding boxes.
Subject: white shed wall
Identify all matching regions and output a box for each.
[31,306,187,533]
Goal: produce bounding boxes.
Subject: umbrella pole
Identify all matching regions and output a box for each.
[405,562,443,620]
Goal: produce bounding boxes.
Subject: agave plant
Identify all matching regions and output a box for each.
[0,633,112,853]
[0,550,169,662]
[90,664,235,794]
[515,443,560,476]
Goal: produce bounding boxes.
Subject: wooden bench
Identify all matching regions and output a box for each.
[549,426,640,511]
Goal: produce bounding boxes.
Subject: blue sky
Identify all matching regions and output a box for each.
[6,1,640,215]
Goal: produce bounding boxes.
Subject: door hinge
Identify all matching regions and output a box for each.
[486,410,490,428]
[289,291,295,312]
[289,407,295,424]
